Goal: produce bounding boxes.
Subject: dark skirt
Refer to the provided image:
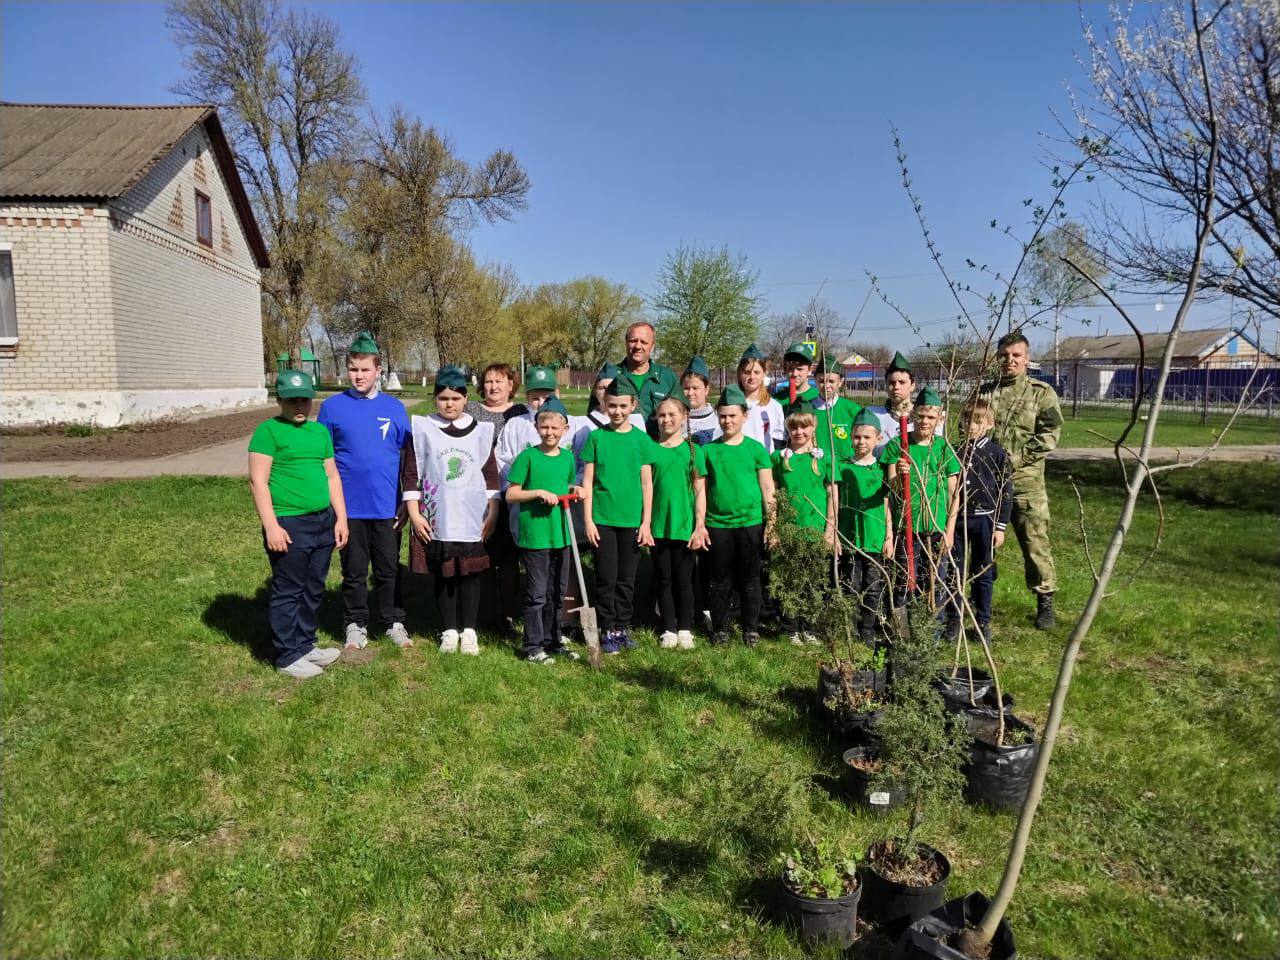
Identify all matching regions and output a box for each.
[410,537,491,578]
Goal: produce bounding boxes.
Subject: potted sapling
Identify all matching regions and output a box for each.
[776,839,864,948]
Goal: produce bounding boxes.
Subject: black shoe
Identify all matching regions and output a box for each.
[978,623,993,646]
[941,618,960,641]
[743,631,760,648]
[1035,593,1055,630]
[710,631,729,647]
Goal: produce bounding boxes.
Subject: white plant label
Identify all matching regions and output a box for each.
[870,791,891,806]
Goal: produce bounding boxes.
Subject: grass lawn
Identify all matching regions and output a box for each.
[3,464,1278,958]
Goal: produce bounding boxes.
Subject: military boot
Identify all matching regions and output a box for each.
[1035,592,1056,630]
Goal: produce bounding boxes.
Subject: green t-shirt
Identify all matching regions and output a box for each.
[771,450,834,534]
[839,459,890,553]
[879,436,961,534]
[507,445,576,549]
[580,425,657,528]
[651,440,707,541]
[702,436,772,529]
[248,417,334,517]
[815,396,863,464]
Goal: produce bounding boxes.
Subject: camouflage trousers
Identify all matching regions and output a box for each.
[1011,483,1055,594]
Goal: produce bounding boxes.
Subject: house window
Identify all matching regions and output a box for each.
[195,190,213,248]
[0,248,17,344]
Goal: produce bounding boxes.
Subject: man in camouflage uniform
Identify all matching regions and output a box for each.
[979,331,1063,629]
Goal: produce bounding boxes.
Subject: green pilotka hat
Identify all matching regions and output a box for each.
[536,395,570,422]
[717,384,749,409]
[886,351,912,376]
[596,361,622,382]
[348,331,379,356]
[915,386,943,407]
[816,352,841,375]
[784,341,816,363]
[605,374,640,398]
[739,343,766,362]
[434,364,468,393]
[276,369,315,399]
[852,407,881,430]
[525,365,557,392]
[683,355,711,380]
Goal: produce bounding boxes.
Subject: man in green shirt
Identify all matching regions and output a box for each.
[248,369,348,679]
[616,321,680,425]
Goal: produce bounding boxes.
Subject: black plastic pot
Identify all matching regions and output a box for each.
[933,667,993,712]
[818,662,888,704]
[861,840,952,934]
[778,877,862,948]
[894,891,1017,959]
[963,713,1039,811]
[841,746,905,815]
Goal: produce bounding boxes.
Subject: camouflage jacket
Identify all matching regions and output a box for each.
[977,373,1063,485]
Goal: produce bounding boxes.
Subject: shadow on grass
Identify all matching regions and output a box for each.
[202,584,348,663]
[1048,459,1280,514]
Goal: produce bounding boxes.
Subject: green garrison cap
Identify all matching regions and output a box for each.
[784,341,816,363]
[886,351,912,376]
[852,407,881,430]
[605,374,640,398]
[276,369,315,399]
[525,365,557,392]
[717,384,749,409]
[683,355,711,380]
[348,331,380,355]
[739,343,766,362]
[536,395,570,421]
[816,352,841,375]
[434,364,468,393]
[596,361,621,381]
[915,386,942,407]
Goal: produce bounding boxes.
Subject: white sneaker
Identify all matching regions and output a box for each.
[803,632,820,646]
[659,631,679,649]
[789,633,805,647]
[344,623,368,650]
[386,622,413,648]
[677,630,695,650]
[279,657,323,678]
[306,647,341,667]
[439,629,459,653]
[460,628,480,656]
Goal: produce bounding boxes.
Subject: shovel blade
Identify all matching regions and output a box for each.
[579,606,603,669]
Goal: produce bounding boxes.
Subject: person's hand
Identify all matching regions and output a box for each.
[766,525,778,549]
[481,512,497,541]
[265,523,292,553]
[688,526,710,551]
[586,521,600,547]
[537,490,559,506]
[409,513,432,544]
[883,534,894,556]
[334,519,348,550]
[993,529,1006,549]
[897,456,911,476]
[637,523,655,548]
[569,485,585,499]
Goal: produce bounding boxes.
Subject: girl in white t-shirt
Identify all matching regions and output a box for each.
[737,345,786,454]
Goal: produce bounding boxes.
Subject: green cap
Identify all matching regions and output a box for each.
[525,365,557,392]
[536,395,570,421]
[276,369,315,399]
[915,386,942,407]
[784,341,816,363]
[605,375,640,398]
[348,331,380,355]
[739,343,766,362]
[717,384,749,409]
[596,361,621,382]
[852,407,881,430]
[683,355,711,380]
[886,351,912,376]
[660,390,689,409]
[816,352,841,375]
[434,364,468,393]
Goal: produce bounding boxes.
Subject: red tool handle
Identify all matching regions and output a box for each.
[557,493,581,507]
[899,414,916,592]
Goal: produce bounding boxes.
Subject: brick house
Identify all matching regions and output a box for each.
[0,103,270,426]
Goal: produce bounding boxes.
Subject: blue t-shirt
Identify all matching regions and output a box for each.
[317,389,411,519]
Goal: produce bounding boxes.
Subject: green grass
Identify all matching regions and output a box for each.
[1056,407,1279,449]
[3,466,1278,958]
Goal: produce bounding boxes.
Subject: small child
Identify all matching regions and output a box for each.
[838,408,894,645]
[702,385,776,647]
[945,399,1012,644]
[505,396,581,664]
[772,411,837,645]
[579,376,657,654]
[881,387,961,610]
[405,365,501,655]
[681,356,723,446]
[247,369,348,678]
[650,395,709,650]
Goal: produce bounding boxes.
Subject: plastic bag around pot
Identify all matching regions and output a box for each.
[933,667,993,712]
[818,662,889,703]
[842,745,905,816]
[962,712,1038,811]
[778,876,862,949]
[860,839,951,934]
[893,891,1017,960]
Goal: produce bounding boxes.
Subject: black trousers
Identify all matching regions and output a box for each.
[840,550,887,639]
[521,547,569,656]
[950,514,997,625]
[265,507,335,668]
[434,574,481,631]
[892,530,950,609]
[339,517,404,629]
[594,525,639,631]
[652,538,696,632]
[708,524,763,633]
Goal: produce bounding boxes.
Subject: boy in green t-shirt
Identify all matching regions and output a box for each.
[879,387,960,610]
[839,407,894,645]
[505,397,580,664]
[247,370,349,679]
[580,377,657,654]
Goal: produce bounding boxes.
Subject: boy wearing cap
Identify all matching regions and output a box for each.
[880,387,961,609]
[776,341,821,417]
[812,352,862,464]
[867,352,944,456]
[248,370,349,678]
[838,408,894,645]
[317,333,416,650]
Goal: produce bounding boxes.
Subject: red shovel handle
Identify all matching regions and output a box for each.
[557,493,581,507]
[899,414,916,592]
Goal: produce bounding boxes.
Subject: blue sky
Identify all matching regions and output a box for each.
[3,1,1262,353]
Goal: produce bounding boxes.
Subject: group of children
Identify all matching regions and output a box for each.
[249,334,1013,678]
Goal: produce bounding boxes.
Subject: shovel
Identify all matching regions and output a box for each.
[559,493,602,669]
[899,414,916,593]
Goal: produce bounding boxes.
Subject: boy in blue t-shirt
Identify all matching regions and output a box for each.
[317,333,416,650]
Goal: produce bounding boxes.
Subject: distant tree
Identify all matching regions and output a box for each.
[1026,221,1106,381]
[652,245,762,370]
[844,341,893,366]
[764,298,847,361]
[562,276,647,375]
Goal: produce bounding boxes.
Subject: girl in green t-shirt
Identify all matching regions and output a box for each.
[701,387,776,647]
[650,396,709,650]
